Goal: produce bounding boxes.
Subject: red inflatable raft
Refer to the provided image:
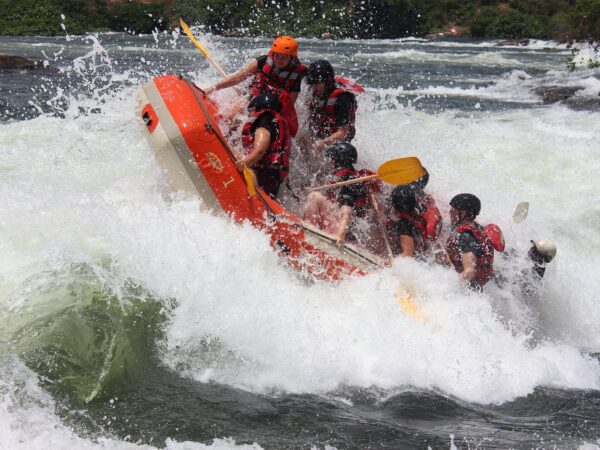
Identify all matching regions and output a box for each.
[136,75,383,281]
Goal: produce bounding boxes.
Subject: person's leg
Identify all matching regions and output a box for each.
[303,192,340,234]
[255,168,283,199]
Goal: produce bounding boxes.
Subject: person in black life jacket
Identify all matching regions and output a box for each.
[306,60,359,153]
[236,93,291,199]
[204,36,306,135]
[445,193,501,290]
[303,142,379,246]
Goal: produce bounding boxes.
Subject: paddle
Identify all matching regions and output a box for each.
[180,18,255,195]
[512,201,529,223]
[179,18,228,78]
[369,193,394,263]
[311,157,425,192]
[243,166,256,196]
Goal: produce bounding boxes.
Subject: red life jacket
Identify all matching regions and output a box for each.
[310,76,362,141]
[241,109,291,178]
[394,210,429,254]
[326,168,372,217]
[250,51,307,97]
[446,222,496,287]
[414,191,442,242]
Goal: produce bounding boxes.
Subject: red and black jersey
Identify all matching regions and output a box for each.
[446,222,495,287]
[309,77,363,141]
[325,168,377,217]
[249,52,307,97]
[241,109,292,179]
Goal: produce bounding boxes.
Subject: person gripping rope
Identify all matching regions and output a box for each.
[236,93,291,199]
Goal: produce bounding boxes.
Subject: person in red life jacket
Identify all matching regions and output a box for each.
[389,185,435,258]
[204,36,306,135]
[445,193,505,290]
[235,93,291,199]
[408,167,443,243]
[303,142,381,246]
[305,60,362,153]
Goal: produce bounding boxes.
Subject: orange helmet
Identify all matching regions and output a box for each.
[271,36,298,58]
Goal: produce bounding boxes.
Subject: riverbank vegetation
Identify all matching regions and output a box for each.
[0,0,598,43]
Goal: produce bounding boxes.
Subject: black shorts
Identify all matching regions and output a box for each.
[255,168,284,199]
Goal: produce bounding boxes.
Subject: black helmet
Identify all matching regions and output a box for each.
[450,193,481,218]
[412,167,429,191]
[248,93,281,112]
[325,142,357,168]
[307,60,335,84]
[391,185,417,213]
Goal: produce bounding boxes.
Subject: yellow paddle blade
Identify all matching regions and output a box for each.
[243,165,256,197]
[397,292,424,321]
[179,18,210,57]
[376,157,425,185]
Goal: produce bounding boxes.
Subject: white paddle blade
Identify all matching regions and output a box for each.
[512,201,529,223]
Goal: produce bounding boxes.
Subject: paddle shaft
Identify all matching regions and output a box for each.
[311,174,378,192]
[180,19,241,92]
[369,192,394,262]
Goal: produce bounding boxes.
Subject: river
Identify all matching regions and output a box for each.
[1,29,600,449]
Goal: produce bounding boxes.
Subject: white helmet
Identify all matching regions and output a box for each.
[532,239,557,261]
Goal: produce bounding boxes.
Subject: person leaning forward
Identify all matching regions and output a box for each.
[205,36,306,136]
[235,93,291,199]
[444,194,505,290]
[303,142,381,248]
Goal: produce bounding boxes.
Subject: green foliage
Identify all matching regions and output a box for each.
[470,6,499,37]
[108,3,168,34]
[570,0,600,41]
[175,0,253,34]
[471,7,544,38]
[0,0,63,35]
[1,0,599,41]
[509,0,570,17]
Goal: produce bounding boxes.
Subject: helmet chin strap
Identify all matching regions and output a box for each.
[458,210,472,225]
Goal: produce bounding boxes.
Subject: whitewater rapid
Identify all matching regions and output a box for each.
[1,32,600,449]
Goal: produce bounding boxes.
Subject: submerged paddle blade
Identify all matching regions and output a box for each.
[396,291,424,321]
[243,166,256,197]
[512,201,529,223]
[377,157,425,185]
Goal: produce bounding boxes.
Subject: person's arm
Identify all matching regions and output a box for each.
[205,59,259,94]
[334,205,352,245]
[460,252,477,282]
[235,127,271,170]
[313,126,350,152]
[399,235,415,257]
